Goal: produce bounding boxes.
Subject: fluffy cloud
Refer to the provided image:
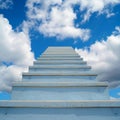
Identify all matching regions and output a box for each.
[63,0,120,22]
[0,15,34,91]
[25,0,120,40]
[0,0,13,9]
[78,0,120,22]
[39,6,90,40]
[75,26,120,87]
[26,0,90,41]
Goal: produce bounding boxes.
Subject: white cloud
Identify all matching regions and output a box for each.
[75,26,120,87]
[0,15,34,91]
[0,0,13,9]
[117,92,120,96]
[39,6,90,40]
[110,96,120,100]
[78,0,120,22]
[26,0,90,41]
[25,0,120,40]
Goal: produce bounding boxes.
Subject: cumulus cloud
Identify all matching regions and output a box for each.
[26,0,90,41]
[0,0,13,9]
[75,26,120,87]
[0,15,34,91]
[25,0,120,40]
[39,6,90,40]
[64,0,120,22]
[78,0,120,22]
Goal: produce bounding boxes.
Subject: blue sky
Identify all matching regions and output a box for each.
[0,0,120,99]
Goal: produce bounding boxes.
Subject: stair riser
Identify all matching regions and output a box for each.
[43,49,75,52]
[22,79,97,83]
[43,53,78,55]
[29,68,90,72]
[43,48,75,50]
[22,75,97,82]
[29,65,90,68]
[34,62,86,66]
[43,52,77,54]
[32,65,88,68]
[39,56,81,59]
[37,58,82,60]
[0,107,120,120]
[11,86,109,100]
[36,60,83,62]
[34,61,86,64]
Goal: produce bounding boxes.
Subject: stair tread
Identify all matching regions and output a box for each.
[12,82,108,87]
[23,72,97,76]
[29,65,91,69]
[0,100,120,108]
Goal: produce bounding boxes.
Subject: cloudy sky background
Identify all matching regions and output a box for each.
[0,0,120,99]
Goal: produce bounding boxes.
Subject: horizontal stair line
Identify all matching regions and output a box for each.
[22,72,98,76]
[0,100,120,108]
[12,82,108,87]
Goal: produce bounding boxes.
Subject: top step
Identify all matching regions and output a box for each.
[46,47,74,50]
[39,47,81,59]
[43,50,77,54]
[44,47,76,53]
[41,54,80,57]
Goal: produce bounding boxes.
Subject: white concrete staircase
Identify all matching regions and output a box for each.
[0,47,120,120]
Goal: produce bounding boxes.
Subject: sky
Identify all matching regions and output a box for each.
[0,0,120,99]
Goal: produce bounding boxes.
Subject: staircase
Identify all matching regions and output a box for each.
[0,47,120,120]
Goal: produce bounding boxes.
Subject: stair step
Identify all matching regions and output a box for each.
[34,61,87,66]
[37,57,83,60]
[45,49,75,51]
[12,82,108,87]
[11,84,109,100]
[45,47,74,51]
[29,65,91,69]
[43,53,77,55]
[22,72,97,81]
[41,54,79,57]
[22,72,97,76]
[43,49,78,55]
[22,67,97,81]
[43,52,76,54]
[39,56,81,59]
[29,65,90,68]
[29,66,91,72]
[34,61,86,64]
[29,69,90,72]
[22,79,97,83]
[37,59,83,62]
[38,57,81,60]
[0,101,120,120]
[1,100,120,108]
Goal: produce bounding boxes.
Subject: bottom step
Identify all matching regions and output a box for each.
[0,100,120,107]
[0,100,120,120]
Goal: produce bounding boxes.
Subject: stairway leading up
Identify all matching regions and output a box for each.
[0,47,120,120]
